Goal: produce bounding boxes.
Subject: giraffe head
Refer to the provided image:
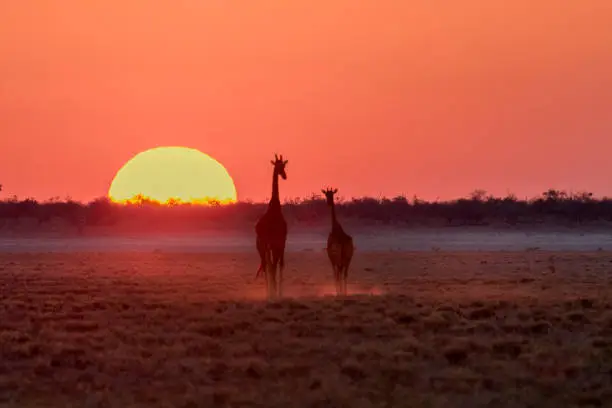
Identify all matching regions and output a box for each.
[321,187,338,205]
[271,154,288,180]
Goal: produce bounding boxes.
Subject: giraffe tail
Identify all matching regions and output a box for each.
[256,263,264,279]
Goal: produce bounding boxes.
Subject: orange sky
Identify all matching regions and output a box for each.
[1,1,611,202]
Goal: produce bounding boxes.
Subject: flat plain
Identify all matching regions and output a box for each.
[1,250,612,407]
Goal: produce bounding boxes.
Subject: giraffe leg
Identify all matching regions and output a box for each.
[267,264,273,301]
[256,237,266,279]
[331,264,337,295]
[342,247,353,296]
[334,265,342,296]
[270,262,278,300]
[266,261,271,300]
[267,249,277,301]
[278,250,285,299]
[277,260,283,299]
[334,265,341,296]
[274,248,285,298]
[264,248,271,300]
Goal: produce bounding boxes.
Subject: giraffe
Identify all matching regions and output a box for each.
[255,154,288,300]
[322,188,354,296]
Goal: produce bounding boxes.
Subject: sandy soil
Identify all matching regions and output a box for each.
[1,251,612,407]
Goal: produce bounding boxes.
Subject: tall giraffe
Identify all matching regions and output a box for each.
[255,154,288,300]
[322,188,354,296]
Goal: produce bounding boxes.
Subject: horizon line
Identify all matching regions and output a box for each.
[0,188,603,206]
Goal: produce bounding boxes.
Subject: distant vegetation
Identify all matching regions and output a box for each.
[1,188,612,233]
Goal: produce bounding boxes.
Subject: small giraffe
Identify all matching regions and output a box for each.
[322,188,354,296]
[255,154,288,300]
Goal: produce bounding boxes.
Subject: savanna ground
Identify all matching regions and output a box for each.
[1,250,612,407]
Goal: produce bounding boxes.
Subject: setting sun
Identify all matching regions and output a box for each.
[108,147,237,205]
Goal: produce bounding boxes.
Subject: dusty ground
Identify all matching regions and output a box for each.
[1,251,612,407]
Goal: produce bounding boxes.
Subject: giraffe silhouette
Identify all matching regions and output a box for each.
[322,188,354,296]
[255,154,288,300]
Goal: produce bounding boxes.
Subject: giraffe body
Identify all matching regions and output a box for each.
[255,155,288,300]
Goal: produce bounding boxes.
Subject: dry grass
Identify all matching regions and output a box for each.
[1,251,612,407]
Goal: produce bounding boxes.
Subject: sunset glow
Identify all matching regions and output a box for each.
[1,2,611,202]
[108,147,237,205]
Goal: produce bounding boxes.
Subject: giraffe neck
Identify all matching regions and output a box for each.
[330,199,341,230]
[270,168,280,208]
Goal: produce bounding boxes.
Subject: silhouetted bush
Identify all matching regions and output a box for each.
[0,189,611,232]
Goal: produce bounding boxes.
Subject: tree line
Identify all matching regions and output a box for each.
[0,188,611,231]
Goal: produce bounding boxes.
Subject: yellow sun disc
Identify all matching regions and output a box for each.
[108,146,237,205]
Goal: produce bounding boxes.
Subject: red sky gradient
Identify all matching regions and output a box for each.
[1,1,611,203]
